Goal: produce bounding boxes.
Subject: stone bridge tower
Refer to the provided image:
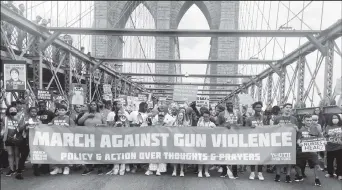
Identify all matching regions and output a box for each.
[93,1,239,93]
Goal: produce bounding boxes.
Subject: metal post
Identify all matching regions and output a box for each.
[250,85,255,100]
[257,80,262,102]
[324,40,334,100]
[39,50,43,89]
[297,56,305,103]
[279,66,286,105]
[267,73,273,106]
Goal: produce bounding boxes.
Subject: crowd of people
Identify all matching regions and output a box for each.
[0,97,341,187]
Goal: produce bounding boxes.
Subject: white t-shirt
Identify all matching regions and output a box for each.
[129,111,149,127]
[153,113,175,126]
[106,110,130,122]
[197,120,216,128]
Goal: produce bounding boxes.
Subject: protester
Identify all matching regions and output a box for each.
[16,106,41,179]
[273,103,299,183]
[324,114,342,180]
[70,104,83,124]
[79,101,106,175]
[130,102,149,127]
[37,101,54,124]
[98,100,110,120]
[107,101,129,127]
[106,109,130,175]
[296,115,323,186]
[217,101,241,178]
[1,105,21,177]
[196,110,215,178]
[171,111,189,177]
[246,101,265,181]
[313,107,326,130]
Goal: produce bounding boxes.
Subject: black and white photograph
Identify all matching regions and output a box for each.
[3,60,27,92]
[0,1,341,190]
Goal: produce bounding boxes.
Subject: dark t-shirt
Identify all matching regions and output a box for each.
[297,125,323,153]
[325,125,342,151]
[37,110,55,124]
[273,115,298,126]
[246,115,267,127]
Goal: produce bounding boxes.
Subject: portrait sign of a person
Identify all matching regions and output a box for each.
[3,61,27,92]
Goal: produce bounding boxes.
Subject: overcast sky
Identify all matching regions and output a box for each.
[8,1,342,106]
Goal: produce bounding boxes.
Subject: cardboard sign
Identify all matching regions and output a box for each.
[302,138,326,152]
[36,90,52,101]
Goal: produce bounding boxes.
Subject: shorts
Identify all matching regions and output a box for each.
[296,152,319,169]
[5,141,16,147]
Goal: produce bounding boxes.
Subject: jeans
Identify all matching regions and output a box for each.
[327,149,342,176]
[18,138,30,173]
[251,165,263,172]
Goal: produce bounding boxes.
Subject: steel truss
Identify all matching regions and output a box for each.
[220,19,342,104]
[47,27,321,37]
[0,5,145,104]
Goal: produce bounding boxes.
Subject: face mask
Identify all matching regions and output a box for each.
[10,112,17,116]
[332,119,339,124]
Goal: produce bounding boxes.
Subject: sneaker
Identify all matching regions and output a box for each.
[227,169,235,179]
[204,172,210,177]
[15,173,23,180]
[285,175,292,183]
[249,172,255,180]
[325,174,336,178]
[233,174,239,179]
[131,167,137,174]
[218,167,223,173]
[294,175,304,182]
[315,178,321,187]
[81,169,92,176]
[209,166,216,171]
[198,172,203,178]
[50,167,60,175]
[106,169,114,175]
[119,170,125,176]
[220,171,227,177]
[113,169,119,175]
[156,170,161,176]
[172,171,177,177]
[258,172,264,181]
[63,167,70,175]
[180,171,184,177]
[125,165,130,172]
[338,176,342,180]
[6,170,15,177]
[145,170,152,176]
[274,174,281,182]
[97,169,103,175]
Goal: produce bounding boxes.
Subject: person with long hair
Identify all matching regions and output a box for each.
[16,106,41,179]
[1,105,21,177]
[106,109,130,175]
[171,111,189,177]
[145,111,168,176]
[324,114,342,180]
[196,110,215,178]
[79,101,106,176]
[107,101,129,127]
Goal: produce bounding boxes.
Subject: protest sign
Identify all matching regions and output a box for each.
[36,90,52,101]
[102,84,112,101]
[3,60,27,92]
[301,137,326,152]
[70,84,86,105]
[30,125,296,165]
[326,127,342,145]
[138,94,148,102]
[196,95,209,109]
[173,85,198,102]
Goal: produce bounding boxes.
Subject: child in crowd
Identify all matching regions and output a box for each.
[49,105,75,175]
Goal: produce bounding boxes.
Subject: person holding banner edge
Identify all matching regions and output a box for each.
[246,101,266,181]
[273,103,299,183]
[296,114,324,186]
[324,114,342,180]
